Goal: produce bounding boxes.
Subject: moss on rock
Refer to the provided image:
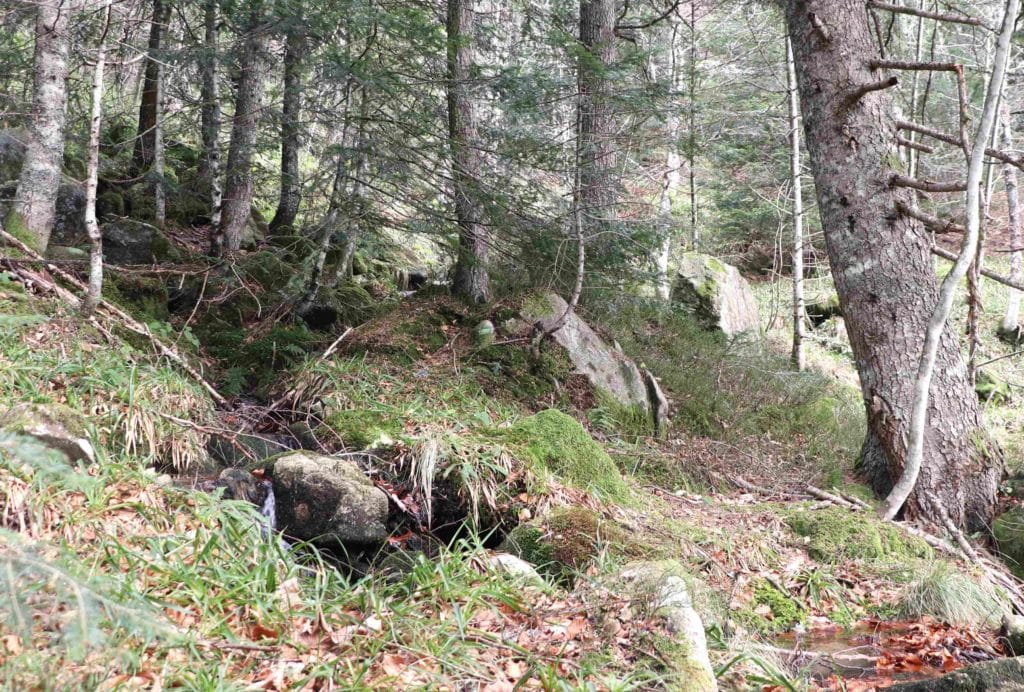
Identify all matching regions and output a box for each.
[786,507,930,562]
[320,409,401,449]
[501,409,629,501]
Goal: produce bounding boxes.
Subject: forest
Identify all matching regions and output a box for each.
[5,0,1024,689]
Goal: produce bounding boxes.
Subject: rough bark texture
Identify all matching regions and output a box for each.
[1001,99,1022,334]
[199,0,222,232]
[132,0,171,174]
[447,0,490,303]
[577,0,618,250]
[782,0,1001,531]
[218,8,268,256]
[8,1,71,253]
[269,30,304,234]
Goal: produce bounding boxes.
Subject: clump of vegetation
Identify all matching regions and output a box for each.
[786,507,931,563]
[320,409,401,449]
[737,579,805,633]
[897,561,1006,628]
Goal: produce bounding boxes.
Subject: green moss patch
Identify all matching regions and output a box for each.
[994,508,1024,579]
[500,409,629,502]
[786,507,930,563]
[320,409,401,449]
[747,579,805,633]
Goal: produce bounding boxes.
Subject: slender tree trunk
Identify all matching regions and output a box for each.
[786,37,805,371]
[905,0,926,179]
[656,22,682,302]
[686,0,698,250]
[1001,100,1022,336]
[217,9,269,256]
[199,0,222,233]
[7,1,71,253]
[84,1,113,316]
[132,0,171,174]
[782,0,1002,531]
[269,30,305,234]
[153,55,166,228]
[447,0,490,303]
[577,0,618,254]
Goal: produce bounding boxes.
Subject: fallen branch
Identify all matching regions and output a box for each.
[0,226,226,405]
[806,485,861,510]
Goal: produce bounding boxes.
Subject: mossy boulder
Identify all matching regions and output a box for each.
[101,218,182,265]
[269,451,389,549]
[806,292,842,326]
[993,507,1024,579]
[502,506,635,579]
[786,507,930,562]
[319,409,401,449]
[0,402,95,465]
[501,409,629,501]
[672,253,760,337]
[241,207,270,251]
[237,250,294,292]
[976,370,1012,404]
[103,273,170,322]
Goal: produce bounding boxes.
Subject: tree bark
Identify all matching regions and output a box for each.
[7,1,71,254]
[447,0,490,303]
[577,0,618,252]
[1001,99,1023,336]
[655,21,682,302]
[199,0,222,232]
[269,30,305,235]
[217,7,269,257]
[132,0,171,174]
[84,0,113,316]
[786,37,805,372]
[781,0,1002,531]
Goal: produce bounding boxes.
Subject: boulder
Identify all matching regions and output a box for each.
[993,507,1024,579]
[885,657,1024,691]
[101,218,180,265]
[269,452,389,548]
[618,561,717,692]
[672,253,760,337]
[0,403,95,465]
[241,207,269,251]
[521,292,649,413]
[0,180,86,247]
[1003,614,1024,656]
[473,320,495,348]
[0,129,26,182]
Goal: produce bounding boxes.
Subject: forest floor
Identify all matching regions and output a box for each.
[0,257,1021,690]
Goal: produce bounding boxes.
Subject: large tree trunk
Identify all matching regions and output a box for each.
[577,0,617,253]
[217,10,269,257]
[447,0,490,303]
[199,0,223,232]
[781,0,1001,531]
[132,0,171,174]
[7,1,71,253]
[269,30,305,235]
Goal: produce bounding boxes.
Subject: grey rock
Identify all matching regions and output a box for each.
[101,218,180,265]
[271,452,389,548]
[672,252,760,337]
[521,292,649,412]
[0,129,27,182]
[1003,614,1024,656]
[0,403,95,465]
[0,179,86,246]
[487,552,544,584]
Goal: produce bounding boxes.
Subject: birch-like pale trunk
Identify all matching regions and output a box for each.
[1001,99,1023,336]
[8,0,71,253]
[786,37,805,371]
[84,1,113,316]
[199,0,222,232]
[881,0,1019,521]
[655,22,682,302]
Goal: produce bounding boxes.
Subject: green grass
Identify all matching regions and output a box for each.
[897,560,1006,628]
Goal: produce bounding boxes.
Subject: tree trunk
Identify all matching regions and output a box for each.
[577,0,617,253]
[655,21,682,303]
[786,37,805,372]
[132,0,171,174]
[217,10,269,257]
[781,0,1001,531]
[1001,99,1022,336]
[447,0,490,303]
[84,1,113,316]
[269,30,305,235]
[199,0,222,233]
[686,0,698,250]
[6,1,71,254]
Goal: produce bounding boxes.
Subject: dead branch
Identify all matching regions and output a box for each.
[866,1,987,28]
[932,246,1024,291]
[896,136,933,153]
[870,58,960,71]
[808,12,830,42]
[896,200,966,234]
[0,226,227,406]
[890,174,966,192]
[897,119,1024,170]
[846,76,898,105]
[806,485,861,510]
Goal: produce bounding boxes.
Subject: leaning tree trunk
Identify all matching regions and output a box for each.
[7,1,71,253]
[217,13,268,256]
[577,0,618,254]
[447,0,490,303]
[269,30,305,235]
[199,0,222,231]
[781,0,1001,531]
[132,0,171,174]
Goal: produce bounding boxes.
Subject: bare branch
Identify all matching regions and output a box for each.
[866,1,986,28]
[890,174,966,192]
[869,59,960,71]
[896,136,933,153]
[932,246,1024,291]
[897,119,1024,170]
[808,12,830,42]
[896,200,965,233]
[846,76,898,105]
